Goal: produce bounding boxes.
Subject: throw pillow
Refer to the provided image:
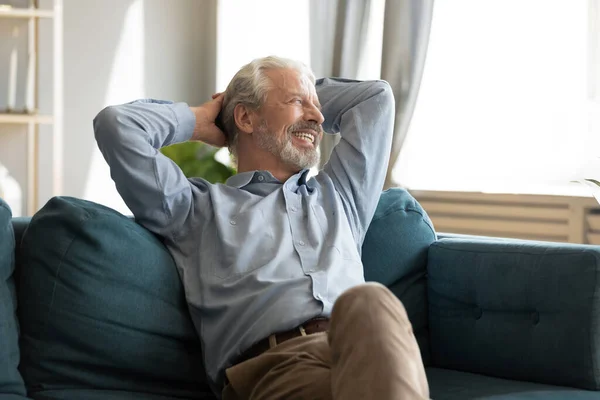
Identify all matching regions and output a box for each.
[17,197,212,399]
[362,188,436,365]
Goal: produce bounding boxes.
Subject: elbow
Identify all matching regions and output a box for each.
[373,80,395,111]
[93,105,126,144]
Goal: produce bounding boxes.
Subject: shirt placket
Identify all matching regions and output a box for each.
[284,183,325,307]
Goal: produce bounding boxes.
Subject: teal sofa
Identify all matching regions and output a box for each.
[1,189,599,399]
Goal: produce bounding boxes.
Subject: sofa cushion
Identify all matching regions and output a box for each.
[17,197,212,398]
[29,389,213,400]
[0,199,27,398]
[362,188,436,365]
[427,367,600,400]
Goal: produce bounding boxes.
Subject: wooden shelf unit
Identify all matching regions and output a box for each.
[0,1,63,215]
[0,113,53,124]
[0,5,53,18]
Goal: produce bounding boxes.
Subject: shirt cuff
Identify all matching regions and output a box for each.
[171,102,196,143]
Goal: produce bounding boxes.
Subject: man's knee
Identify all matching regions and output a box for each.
[332,282,409,321]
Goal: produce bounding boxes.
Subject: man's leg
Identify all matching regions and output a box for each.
[328,282,429,400]
[223,332,332,400]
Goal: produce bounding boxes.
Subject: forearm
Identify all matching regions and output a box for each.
[93,99,197,238]
[95,99,195,150]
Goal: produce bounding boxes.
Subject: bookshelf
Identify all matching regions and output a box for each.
[0,0,63,215]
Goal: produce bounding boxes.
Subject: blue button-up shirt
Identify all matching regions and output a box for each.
[94,78,394,392]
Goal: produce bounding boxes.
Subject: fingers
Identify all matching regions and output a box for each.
[212,93,225,110]
[202,93,225,113]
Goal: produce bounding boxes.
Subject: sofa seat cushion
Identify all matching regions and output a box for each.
[17,197,211,398]
[428,367,600,399]
[361,188,436,365]
[29,389,216,400]
[0,199,26,398]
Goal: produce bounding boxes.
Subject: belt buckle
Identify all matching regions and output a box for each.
[299,325,307,336]
[268,334,278,349]
[267,324,308,350]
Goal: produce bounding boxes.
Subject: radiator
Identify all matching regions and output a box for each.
[410,190,600,245]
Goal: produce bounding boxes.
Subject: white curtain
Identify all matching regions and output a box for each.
[310,0,372,166]
[310,0,434,188]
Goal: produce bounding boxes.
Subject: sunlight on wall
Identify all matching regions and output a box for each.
[83,0,145,214]
[216,0,311,91]
[394,0,598,196]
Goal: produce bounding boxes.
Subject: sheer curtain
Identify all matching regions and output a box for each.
[309,0,434,188]
[309,0,373,166]
[380,0,434,188]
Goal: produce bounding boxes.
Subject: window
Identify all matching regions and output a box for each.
[393,0,600,196]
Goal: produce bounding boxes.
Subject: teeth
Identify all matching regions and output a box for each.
[293,132,314,143]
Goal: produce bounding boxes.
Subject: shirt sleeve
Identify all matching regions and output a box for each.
[316,78,395,244]
[93,98,209,241]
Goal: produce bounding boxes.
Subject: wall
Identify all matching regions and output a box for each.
[0,0,217,215]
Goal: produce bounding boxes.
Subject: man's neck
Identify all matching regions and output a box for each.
[236,156,299,183]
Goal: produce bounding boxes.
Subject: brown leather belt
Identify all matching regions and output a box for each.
[234,317,330,366]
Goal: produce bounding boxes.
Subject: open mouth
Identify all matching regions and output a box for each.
[292,131,315,145]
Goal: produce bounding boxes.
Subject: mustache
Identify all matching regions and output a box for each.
[287,121,323,135]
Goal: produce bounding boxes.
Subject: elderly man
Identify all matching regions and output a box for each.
[94,56,429,400]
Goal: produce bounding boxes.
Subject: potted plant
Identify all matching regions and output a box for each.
[161,142,235,184]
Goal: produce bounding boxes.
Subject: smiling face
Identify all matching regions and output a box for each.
[251,68,325,170]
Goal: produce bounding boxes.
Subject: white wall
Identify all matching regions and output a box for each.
[0,0,217,215]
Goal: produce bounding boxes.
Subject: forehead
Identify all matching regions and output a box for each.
[264,68,316,97]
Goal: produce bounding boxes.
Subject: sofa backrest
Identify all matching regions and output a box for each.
[0,200,27,398]
[7,189,435,399]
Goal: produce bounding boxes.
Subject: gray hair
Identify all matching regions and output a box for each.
[219,56,316,157]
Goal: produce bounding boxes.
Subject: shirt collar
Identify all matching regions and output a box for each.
[225,169,310,189]
[225,171,255,188]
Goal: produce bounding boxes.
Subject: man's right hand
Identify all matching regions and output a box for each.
[190,93,226,147]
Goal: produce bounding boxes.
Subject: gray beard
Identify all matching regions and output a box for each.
[255,121,320,170]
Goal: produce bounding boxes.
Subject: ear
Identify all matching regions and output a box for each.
[233,104,255,134]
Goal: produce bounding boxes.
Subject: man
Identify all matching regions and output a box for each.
[94,56,429,400]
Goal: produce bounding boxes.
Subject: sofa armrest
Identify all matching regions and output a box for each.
[427,237,600,391]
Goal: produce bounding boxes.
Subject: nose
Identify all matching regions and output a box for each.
[305,103,325,125]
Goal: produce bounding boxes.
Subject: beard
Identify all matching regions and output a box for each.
[255,120,322,170]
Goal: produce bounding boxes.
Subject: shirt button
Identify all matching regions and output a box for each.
[290,207,297,212]
[258,175,265,182]
[230,220,236,225]
[298,241,305,246]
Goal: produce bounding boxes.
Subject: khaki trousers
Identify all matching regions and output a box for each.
[223,282,429,400]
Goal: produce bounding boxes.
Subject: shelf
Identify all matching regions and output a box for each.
[0,113,53,124]
[0,5,54,18]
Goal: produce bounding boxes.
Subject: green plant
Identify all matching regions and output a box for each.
[573,178,600,204]
[161,142,235,184]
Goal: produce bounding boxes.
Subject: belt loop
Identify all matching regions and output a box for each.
[299,325,307,336]
[268,334,278,348]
